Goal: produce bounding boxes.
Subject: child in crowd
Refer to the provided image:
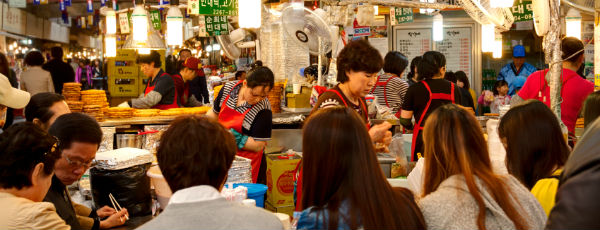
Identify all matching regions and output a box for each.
[479,80,510,114]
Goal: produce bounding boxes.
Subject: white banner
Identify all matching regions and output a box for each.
[118,13,130,34]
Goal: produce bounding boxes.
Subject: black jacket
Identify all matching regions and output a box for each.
[546,119,600,229]
[43,59,75,93]
[44,176,84,230]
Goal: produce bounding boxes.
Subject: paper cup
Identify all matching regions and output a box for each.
[293,84,301,94]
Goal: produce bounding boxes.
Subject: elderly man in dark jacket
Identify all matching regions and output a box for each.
[547,118,600,229]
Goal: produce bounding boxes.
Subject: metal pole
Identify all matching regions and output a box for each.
[595,1,600,91]
[547,0,563,119]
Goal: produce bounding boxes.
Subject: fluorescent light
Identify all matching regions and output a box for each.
[132,5,148,43]
[212,44,221,51]
[166,6,183,46]
[433,14,443,41]
[493,33,502,59]
[206,45,213,52]
[106,9,117,35]
[138,48,151,54]
[481,24,495,52]
[238,0,261,28]
[490,0,514,8]
[105,36,116,57]
[565,8,581,40]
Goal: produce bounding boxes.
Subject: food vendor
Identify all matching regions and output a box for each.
[312,40,392,146]
[206,67,274,183]
[497,45,537,96]
[400,51,462,161]
[370,51,410,118]
[173,57,204,107]
[120,51,178,109]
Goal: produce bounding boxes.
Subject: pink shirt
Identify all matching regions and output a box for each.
[518,68,594,133]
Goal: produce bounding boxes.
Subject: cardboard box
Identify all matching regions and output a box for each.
[266,153,301,207]
[265,200,295,217]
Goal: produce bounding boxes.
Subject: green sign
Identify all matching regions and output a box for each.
[511,0,533,22]
[199,16,229,36]
[391,7,413,25]
[198,0,238,16]
[149,10,162,30]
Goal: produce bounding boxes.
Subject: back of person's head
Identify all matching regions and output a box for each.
[455,71,470,89]
[407,56,422,81]
[25,92,66,123]
[0,52,10,77]
[583,91,600,129]
[499,100,570,189]
[25,51,45,67]
[0,122,60,190]
[303,107,425,229]
[422,104,526,230]
[444,71,456,83]
[417,51,446,81]
[48,113,102,150]
[136,50,162,68]
[157,116,236,192]
[50,47,63,59]
[562,37,584,63]
[383,51,408,77]
[246,66,274,89]
[493,80,508,96]
[336,40,383,83]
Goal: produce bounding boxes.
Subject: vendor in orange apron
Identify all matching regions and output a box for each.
[173,57,204,107]
[206,67,275,183]
[399,51,459,161]
[123,50,179,109]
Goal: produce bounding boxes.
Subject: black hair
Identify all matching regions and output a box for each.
[407,56,422,81]
[51,47,63,59]
[136,50,162,68]
[246,66,274,89]
[25,51,45,66]
[455,71,470,90]
[584,91,600,129]
[336,40,383,83]
[165,55,178,75]
[493,80,508,96]
[562,37,584,62]
[0,122,61,189]
[176,60,186,72]
[48,113,102,150]
[444,71,457,83]
[235,70,246,80]
[25,93,66,123]
[417,51,446,81]
[383,51,409,77]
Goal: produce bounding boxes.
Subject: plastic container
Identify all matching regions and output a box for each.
[147,165,173,209]
[233,183,267,208]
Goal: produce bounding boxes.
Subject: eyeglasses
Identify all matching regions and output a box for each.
[64,155,97,169]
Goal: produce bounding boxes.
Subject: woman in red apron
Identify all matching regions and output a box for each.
[173,57,204,107]
[126,51,179,109]
[206,67,275,183]
[399,51,459,161]
[370,51,410,118]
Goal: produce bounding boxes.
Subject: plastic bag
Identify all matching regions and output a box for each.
[407,157,425,196]
[389,133,408,178]
[90,163,152,217]
[487,119,508,175]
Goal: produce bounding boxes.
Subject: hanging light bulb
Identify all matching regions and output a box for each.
[481,24,495,53]
[492,33,503,59]
[105,36,116,57]
[373,5,379,15]
[433,14,443,41]
[238,0,261,28]
[565,8,581,40]
[131,5,149,43]
[490,0,514,8]
[138,48,151,54]
[212,44,221,51]
[206,45,213,52]
[220,50,224,56]
[106,9,117,35]
[166,6,183,46]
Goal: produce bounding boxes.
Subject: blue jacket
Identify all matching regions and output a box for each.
[297,201,358,230]
[497,62,537,96]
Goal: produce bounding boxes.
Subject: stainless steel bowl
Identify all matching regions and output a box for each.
[116,134,144,149]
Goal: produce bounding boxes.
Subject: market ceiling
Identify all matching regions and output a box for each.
[24,0,173,18]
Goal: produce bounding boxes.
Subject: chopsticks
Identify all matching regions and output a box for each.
[109,193,129,221]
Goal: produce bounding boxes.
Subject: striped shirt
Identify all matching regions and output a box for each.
[370,73,409,114]
[213,81,272,141]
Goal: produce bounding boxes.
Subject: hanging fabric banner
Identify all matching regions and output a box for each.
[159,0,164,10]
[33,0,40,5]
[112,0,117,10]
[59,0,65,11]
[149,10,161,30]
[81,17,86,29]
[118,13,130,33]
[187,0,199,15]
[65,0,71,6]
[62,11,69,24]
[40,0,48,4]
[100,0,105,7]
[87,0,93,12]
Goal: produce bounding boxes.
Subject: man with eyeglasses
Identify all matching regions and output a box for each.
[45,113,129,230]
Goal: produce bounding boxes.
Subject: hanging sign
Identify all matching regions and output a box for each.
[81,17,86,29]
[353,19,370,37]
[40,0,48,4]
[149,10,161,30]
[198,0,238,16]
[65,0,71,6]
[33,0,40,5]
[390,7,413,25]
[118,12,130,33]
[511,0,533,22]
[198,15,228,37]
[88,15,94,27]
[86,0,93,12]
[9,0,26,8]
[100,0,105,7]
[187,0,199,15]
[112,0,117,10]
[59,0,65,11]
[62,10,69,23]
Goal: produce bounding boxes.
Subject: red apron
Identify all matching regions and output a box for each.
[370,74,404,118]
[145,72,179,110]
[327,89,371,129]
[172,74,190,106]
[218,80,264,183]
[410,81,455,161]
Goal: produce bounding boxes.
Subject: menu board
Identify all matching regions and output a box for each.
[394,28,431,78]
[435,27,472,79]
